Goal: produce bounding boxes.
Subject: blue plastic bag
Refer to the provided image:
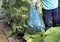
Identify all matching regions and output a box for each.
[27,5,44,31]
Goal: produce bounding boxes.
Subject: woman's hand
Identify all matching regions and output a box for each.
[31,0,37,6]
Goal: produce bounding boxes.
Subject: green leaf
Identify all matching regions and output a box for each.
[9,0,16,5]
[23,34,31,40]
[11,22,17,33]
[27,38,33,42]
[44,27,60,37]
[32,37,44,42]
[44,36,59,42]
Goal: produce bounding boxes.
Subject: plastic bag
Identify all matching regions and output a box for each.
[27,5,44,31]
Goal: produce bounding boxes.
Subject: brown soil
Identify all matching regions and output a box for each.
[0,20,26,42]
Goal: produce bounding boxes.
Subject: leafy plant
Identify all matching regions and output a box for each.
[2,0,31,33]
[2,0,60,42]
[23,32,44,42]
[44,27,60,42]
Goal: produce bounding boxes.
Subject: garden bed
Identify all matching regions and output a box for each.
[0,19,26,42]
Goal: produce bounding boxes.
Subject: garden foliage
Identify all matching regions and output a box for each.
[1,0,60,42]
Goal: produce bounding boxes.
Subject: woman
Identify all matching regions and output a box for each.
[32,0,59,31]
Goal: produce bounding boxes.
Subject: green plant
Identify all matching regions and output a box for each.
[2,0,60,42]
[2,0,30,33]
[44,27,60,42]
